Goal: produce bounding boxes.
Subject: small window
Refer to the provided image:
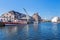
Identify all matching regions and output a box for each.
[9,16,11,18]
[7,14,8,15]
[4,16,5,18]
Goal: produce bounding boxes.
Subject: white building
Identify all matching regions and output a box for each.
[0,16,7,22]
[0,10,33,22]
[51,17,60,23]
[1,10,26,22]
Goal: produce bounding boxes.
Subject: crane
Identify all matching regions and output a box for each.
[23,8,29,23]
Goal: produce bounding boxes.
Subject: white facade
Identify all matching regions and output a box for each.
[0,10,34,22]
[1,11,26,22]
[1,12,15,22]
[0,17,6,22]
[51,17,60,23]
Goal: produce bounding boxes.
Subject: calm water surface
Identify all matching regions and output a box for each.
[0,22,60,40]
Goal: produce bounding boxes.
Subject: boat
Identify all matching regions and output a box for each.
[0,22,27,26]
[0,22,5,26]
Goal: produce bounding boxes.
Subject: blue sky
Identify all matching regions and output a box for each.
[0,0,60,19]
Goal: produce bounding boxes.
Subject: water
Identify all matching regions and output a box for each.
[0,22,60,40]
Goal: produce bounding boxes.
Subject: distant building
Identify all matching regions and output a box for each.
[20,16,34,21]
[32,12,41,21]
[1,10,26,22]
[51,17,60,23]
[1,10,34,22]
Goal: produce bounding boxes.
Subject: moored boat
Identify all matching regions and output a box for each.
[0,22,27,26]
[0,22,5,26]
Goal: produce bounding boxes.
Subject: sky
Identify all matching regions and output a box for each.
[0,0,60,19]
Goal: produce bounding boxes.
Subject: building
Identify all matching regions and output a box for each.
[1,10,34,22]
[0,17,5,22]
[1,10,26,22]
[20,16,34,21]
[32,12,41,22]
[51,17,60,23]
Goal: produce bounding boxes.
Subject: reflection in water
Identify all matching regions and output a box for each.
[1,26,18,37]
[0,23,60,40]
[26,25,29,32]
[0,25,26,40]
[33,23,38,32]
[52,23,58,36]
[33,23,41,40]
[0,26,17,40]
[6,26,17,34]
[22,24,29,40]
[23,24,29,34]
